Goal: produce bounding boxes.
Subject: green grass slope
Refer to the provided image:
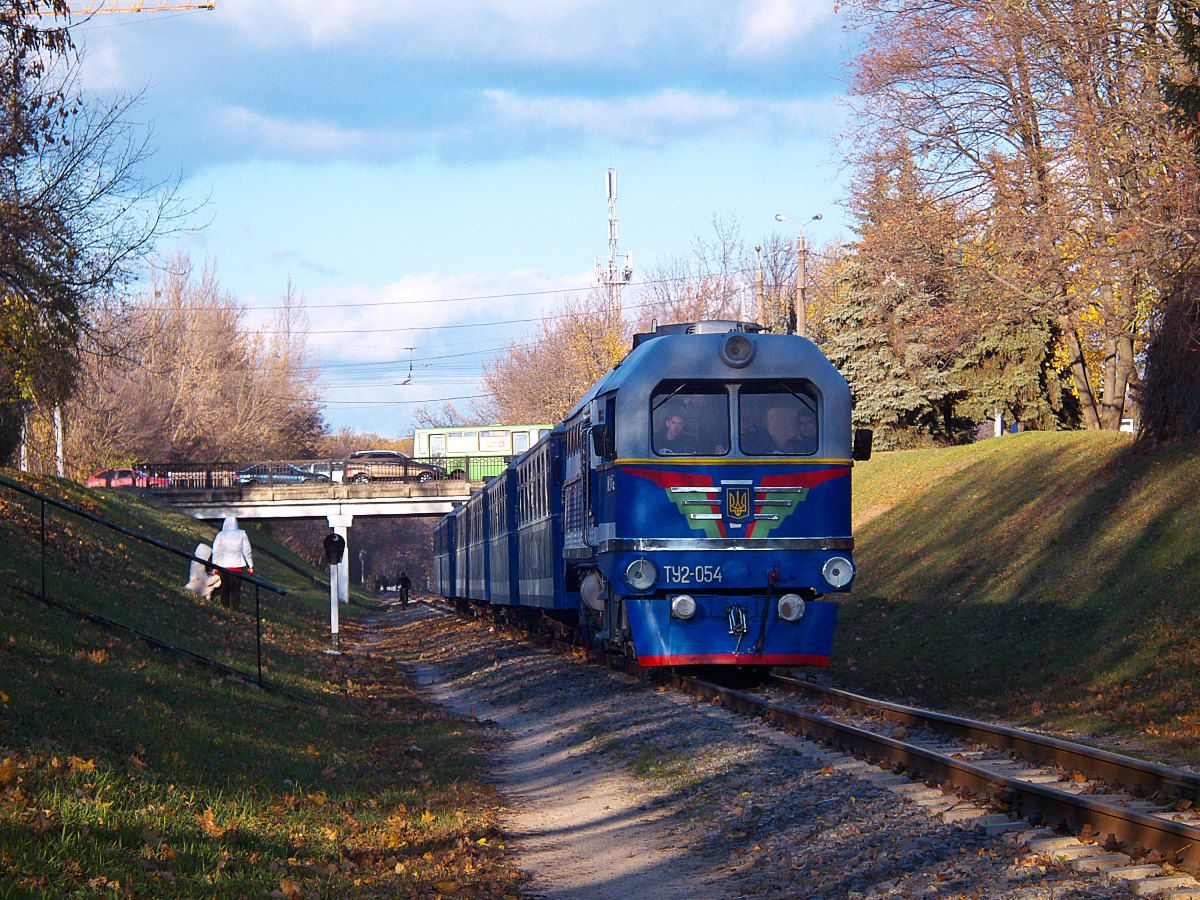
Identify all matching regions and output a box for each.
[838,431,1200,764]
[0,472,519,897]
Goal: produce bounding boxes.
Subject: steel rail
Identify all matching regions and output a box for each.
[771,675,1200,802]
[674,676,1200,873]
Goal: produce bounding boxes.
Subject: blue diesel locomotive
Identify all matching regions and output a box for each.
[433,320,871,668]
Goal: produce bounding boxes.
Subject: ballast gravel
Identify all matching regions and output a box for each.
[383,604,1134,899]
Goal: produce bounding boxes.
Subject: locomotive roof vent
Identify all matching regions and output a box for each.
[632,319,764,348]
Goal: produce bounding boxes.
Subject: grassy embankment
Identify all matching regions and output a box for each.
[0,472,520,897]
[837,431,1200,765]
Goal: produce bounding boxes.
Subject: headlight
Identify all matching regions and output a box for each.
[670,594,697,619]
[777,593,805,622]
[720,332,755,368]
[822,556,854,588]
[625,558,657,590]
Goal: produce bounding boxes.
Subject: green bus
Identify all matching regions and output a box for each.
[413,424,552,481]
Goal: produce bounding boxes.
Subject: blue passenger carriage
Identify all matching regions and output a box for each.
[465,488,491,601]
[433,511,457,599]
[453,504,470,601]
[514,432,569,609]
[486,471,520,604]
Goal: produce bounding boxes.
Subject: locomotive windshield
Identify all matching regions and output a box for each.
[651,381,730,456]
[739,381,819,456]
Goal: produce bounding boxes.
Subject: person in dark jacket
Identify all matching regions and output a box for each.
[399,570,412,607]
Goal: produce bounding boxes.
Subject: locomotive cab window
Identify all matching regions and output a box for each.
[651,381,730,456]
[739,381,819,456]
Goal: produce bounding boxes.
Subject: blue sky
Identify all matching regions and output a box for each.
[74,0,858,437]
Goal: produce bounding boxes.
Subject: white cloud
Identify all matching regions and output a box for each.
[206,0,832,63]
[484,88,842,144]
[210,88,842,164]
[732,0,835,56]
[259,267,594,431]
[275,269,593,367]
[77,41,133,92]
[216,106,408,160]
[217,0,627,58]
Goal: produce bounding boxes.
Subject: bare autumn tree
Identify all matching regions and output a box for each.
[317,428,411,457]
[483,292,629,424]
[846,0,1200,430]
[65,256,324,470]
[634,215,749,332]
[410,402,485,429]
[1,2,185,458]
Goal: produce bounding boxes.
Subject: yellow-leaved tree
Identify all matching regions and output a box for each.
[483,292,629,425]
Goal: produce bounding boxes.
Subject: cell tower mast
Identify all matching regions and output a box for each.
[595,168,633,314]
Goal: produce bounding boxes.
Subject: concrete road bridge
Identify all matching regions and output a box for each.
[154,480,476,603]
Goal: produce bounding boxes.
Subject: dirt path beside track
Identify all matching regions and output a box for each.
[355,602,1134,900]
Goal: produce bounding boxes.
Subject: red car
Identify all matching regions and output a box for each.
[85,468,169,489]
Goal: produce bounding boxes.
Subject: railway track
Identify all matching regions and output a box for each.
[686,675,1200,875]
[412,597,1200,888]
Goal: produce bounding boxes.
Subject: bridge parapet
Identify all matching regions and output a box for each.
[142,455,510,490]
[161,480,481,504]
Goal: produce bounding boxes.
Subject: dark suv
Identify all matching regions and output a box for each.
[343,450,445,483]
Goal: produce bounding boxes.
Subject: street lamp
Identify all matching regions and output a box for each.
[774,212,822,336]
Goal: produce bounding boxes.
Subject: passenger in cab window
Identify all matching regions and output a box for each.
[766,403,817,454]
[741,390,818,456]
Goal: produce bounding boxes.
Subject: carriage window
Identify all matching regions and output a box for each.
[480,430,510,453]
[739,382,819,456]
[513,432,530,453]
[447,430,478,453]
[651,382,730,456]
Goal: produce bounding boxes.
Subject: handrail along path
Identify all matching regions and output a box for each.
[0,472,287,688]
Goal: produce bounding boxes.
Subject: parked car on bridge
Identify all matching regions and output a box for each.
[343,449,445,483]
[235,463,332,486]
[85,468,169,489]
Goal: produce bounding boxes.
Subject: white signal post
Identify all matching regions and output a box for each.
[329,561,340,652]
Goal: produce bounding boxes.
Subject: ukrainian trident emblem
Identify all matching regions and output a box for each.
[724,486,751,521]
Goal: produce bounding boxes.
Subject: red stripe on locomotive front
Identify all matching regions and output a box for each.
[638,653,830,667]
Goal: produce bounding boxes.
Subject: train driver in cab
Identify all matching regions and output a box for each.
[655,407,729,456]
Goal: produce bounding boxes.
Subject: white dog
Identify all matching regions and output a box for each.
[183,542,221,600]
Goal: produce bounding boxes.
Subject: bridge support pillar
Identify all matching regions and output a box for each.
[327,514,354,603]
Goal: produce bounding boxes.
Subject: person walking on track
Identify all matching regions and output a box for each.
[399,570,412,607]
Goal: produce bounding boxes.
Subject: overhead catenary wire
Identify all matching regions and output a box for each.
[251,295,699,337]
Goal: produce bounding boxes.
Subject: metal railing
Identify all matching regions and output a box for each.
[135,456,515,490]
[0,473,287,688]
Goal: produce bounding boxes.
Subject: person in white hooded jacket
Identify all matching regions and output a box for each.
[183,542,221,601]
[211,515,253,610]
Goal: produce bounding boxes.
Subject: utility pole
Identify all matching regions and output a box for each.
[795,231,807,337]
[595,168,633,315]
[754,245,765,327]
[775,213,821,336]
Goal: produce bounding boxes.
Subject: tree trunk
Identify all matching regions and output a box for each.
[1061,318,1102,429]
[1100,330,1134,431]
